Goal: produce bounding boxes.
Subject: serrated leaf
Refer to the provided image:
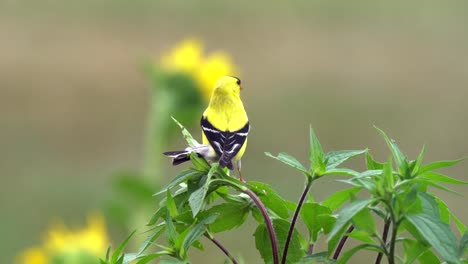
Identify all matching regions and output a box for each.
[309,126,325,174]
[406,214,459,263]
[419,171,468,185]
[203,203,249,233]
[301,203,333,242]
[328,198,376,242]
[375,126,409,175]
[322,187,362,211]
[255,218,304,264]
[155,169,203,196]
[188,165,217,217]
[418,158,465,174]
[324,149,367,169]
[181,214,218,255]
[265,152,309,175]
[321,168,359,177]
[352,208,376,235]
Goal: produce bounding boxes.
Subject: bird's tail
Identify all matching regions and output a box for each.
[163,145,211,166]
[163,150,193,165]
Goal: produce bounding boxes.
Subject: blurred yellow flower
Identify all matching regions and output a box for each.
[161,38,203,73]
[16,213,109,264]
[160,38,238,101]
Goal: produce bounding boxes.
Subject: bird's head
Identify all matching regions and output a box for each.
[212,76,243,99]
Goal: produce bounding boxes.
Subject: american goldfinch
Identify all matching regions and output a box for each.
[164,76,250,181]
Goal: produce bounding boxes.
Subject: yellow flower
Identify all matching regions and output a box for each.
[16,213,109,264]
[161,38,203,74]
[160,38,238,101]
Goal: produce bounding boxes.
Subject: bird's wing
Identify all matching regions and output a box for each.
[201,117,249,169]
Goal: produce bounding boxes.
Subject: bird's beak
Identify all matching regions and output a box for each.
[240,85,243,91]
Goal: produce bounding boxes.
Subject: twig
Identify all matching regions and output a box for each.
[207,234,238,264]
[333,225,354,259]
[375,219,390,264]
[282,179,313,264]
[243,187,279,264]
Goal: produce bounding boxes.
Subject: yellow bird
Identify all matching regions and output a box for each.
[164,76,250,182]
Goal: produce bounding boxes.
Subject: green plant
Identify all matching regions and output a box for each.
[103,122,468,264]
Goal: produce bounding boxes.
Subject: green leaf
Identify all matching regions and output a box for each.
[137,226,166,256]
[366,151,385,170]
[411,145,426,176]
[375,126,409,175]
[352,208,376,235]
[321,168,359,177]
[406,214,459,263]
[322,187,362,211]
[300,251,333,263]
[417,250,440,264]
[309,126,325,174]
[135,252,172,264]
[419,171,468,185]
[265,152,309,175]
[248,182,291,219]
[336,244,381,264]
[255,219,304,264]
[111,230,136,263]
[190,152,211,171]
[181,214,218,255]
[171,116,199,148]
[328,198,376,242]
[147,206,167,226]
[324,149,367,169]
[203,203,249,233]
[165,210,177,247]
[403,239,431,264]
[459,231,468,257]
[347,229,375,244]
[418,158,465,174]
[166,190,179,217]
[188,165,217,217]
[301,203,333,242]
[155,169,204,196]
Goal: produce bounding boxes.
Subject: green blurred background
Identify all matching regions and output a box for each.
[1,1,468,263]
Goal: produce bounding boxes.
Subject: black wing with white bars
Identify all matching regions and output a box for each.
[200,117,250,170]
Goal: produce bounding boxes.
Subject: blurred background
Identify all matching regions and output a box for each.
[1,0,468,263]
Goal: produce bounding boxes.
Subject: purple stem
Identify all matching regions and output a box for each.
[333,225,354,259]
[207,235,238,264]
[282,180,313,264]
[375,219,390,264]
[244,187,279,264]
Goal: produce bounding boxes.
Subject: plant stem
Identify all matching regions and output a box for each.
[282,179,313,264]
[388,220,398,264]
[243,187,279,264]
[333,225,354,259]
[207,234,238,264]
[375,218,390,264]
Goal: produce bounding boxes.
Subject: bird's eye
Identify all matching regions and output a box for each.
[235,78,241,85]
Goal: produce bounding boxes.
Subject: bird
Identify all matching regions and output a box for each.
[163,76,250,182]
